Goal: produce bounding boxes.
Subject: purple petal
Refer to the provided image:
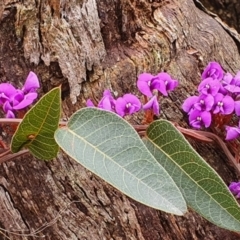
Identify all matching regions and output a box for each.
[3,101,12,112]
[189,109,202,129]
[153,73,178,96]
[115,97,127,117]
[11,90,24,106]
[182,96,199,113]
[98,90,116,111]
[0,83,17,97]
[222,72,233,85]
[236,192,240,199]
[22,71,40,93]
[222,95,235,114]
[229,182,240,194]
[86,99,95,107]
[13,92,38,110]
[151,78,167,96]
[151,80,166,96]
[200,111,212,128]
[224,84,240,93]
[233,71,240,86]
[166,79,179,91]
[225,126,240,140]
[214,93,223,103]
[143,96,160,116]
[137,73,154,97]
[6,110,15,118]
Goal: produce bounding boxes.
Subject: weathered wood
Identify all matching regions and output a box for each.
[0,0,240,239]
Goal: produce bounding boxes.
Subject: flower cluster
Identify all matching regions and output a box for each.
[86,72,178,117]
[229,182,240,198]
[182,62,240,140]
[0,71,40,118]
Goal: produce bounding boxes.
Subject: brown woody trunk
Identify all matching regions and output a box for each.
[0,0,240,239]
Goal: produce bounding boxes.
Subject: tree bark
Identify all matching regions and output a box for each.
[0,0,240,239]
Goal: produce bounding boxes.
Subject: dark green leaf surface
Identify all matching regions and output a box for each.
[11,87,61,160]
[144,119,240,232]
[54,108,187,215]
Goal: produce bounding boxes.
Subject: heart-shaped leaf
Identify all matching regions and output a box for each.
[54,108,187,215]
[11,87,61,160]
[144,119,240,232]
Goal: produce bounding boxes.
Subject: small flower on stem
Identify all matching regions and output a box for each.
[98,90,116,112]
[194,94,214,112]
[143,95,160,116]
[213,93,234,115]
[151,73,178,96]
[0,71,40,118]
[201,61,224,80]
[22,71,40,93]
[137,72,178,97]
[198,77,221,96]
[189,109,212,129]
[223,72,240,93]
[115,94,141,117]
[229,182,240,198]
[225,121,240,140]
[86,90,116,112]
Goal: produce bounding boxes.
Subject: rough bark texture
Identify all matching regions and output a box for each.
[0,0,240,239]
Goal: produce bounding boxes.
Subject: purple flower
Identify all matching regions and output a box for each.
[137,72,178,97]
[229,182,240,198]
[151,73,178,96]
[213,93,234,115]
[223,72,240,93]
[115,94,141,117]
[225,121,240,140]
[98,90,116,112]
[198,77,221,96]
[194,94,214,112]
[201,62,224,80]
[189,109,212,129]
[143,96,160,116]
[86,90,116,112]
[0,71,40,118]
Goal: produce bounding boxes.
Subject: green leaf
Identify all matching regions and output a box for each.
[11,87,61,160]
[54,108,187,215]
[144,119,240,232]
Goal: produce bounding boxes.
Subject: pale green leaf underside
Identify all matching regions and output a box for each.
[11,87,61,160]
[54,108,187,215]
[144,119,240,232]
